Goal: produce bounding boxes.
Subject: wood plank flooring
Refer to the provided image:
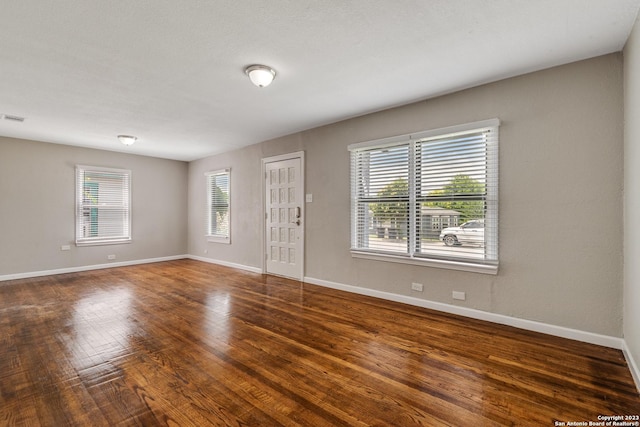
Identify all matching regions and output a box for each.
[1,259,638,426]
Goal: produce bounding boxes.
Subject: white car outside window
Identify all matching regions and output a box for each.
[439,220,485,246]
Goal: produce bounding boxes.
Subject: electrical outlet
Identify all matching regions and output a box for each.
[452,291,466,301]
[60,245,71,251]
[107,254,116,260]
[411,282,423,292]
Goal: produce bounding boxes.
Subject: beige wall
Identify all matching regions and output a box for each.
[189,143,265,268]
[624,14,640,381]
[189,54,624,337]
[0,137,188,275]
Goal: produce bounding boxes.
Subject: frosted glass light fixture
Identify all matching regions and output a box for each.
[245,65,276,88]
[118,135,137,146]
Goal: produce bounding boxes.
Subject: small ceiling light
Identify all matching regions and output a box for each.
[245,64,276,88]
[118,135,137,146]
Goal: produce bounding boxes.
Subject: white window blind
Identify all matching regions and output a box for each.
[350,119,499,269]
[76,165,131,246]
[351,144,410,254]
[206,169,230,242]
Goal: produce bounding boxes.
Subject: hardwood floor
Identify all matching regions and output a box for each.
[0,259,638,426]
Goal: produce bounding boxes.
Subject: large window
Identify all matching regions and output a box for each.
[349,119,499,273]
[76,165,131,246]
[206,169,230,243]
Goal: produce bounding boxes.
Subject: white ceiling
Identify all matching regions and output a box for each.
[1,1,639,161]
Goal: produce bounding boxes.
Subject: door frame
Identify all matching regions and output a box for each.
[261,151,305,280]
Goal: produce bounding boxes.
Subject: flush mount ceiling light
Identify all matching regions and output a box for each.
[117,135,137,146]
[244,64,276,88]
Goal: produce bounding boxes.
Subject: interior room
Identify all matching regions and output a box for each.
[2,1,640,425]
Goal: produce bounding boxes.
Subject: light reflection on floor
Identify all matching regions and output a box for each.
[204,291,231,346]
[65,287,133,379]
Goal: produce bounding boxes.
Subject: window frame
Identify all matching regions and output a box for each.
[206,168,231,244]
[349,119,499,274]
[75,165,132,247]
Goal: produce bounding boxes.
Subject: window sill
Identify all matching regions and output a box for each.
[207,235,231,245]
[350,250,498,275]
[76,238,132,247]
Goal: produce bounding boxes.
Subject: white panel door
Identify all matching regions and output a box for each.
[265,157,303,280]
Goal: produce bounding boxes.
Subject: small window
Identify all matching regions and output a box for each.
[206,169,230,243]
[349,119,499,273]
[76,165,131,246]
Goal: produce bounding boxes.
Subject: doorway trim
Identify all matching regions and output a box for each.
[261,151,305,280]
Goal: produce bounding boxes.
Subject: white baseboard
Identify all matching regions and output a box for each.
[187,255,263,274]
[0,255,189,282]
[622,341,640,393]
[304,275,625,350]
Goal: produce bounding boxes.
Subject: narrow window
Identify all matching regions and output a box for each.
[76,165,131,246]
[206,169,231,243]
